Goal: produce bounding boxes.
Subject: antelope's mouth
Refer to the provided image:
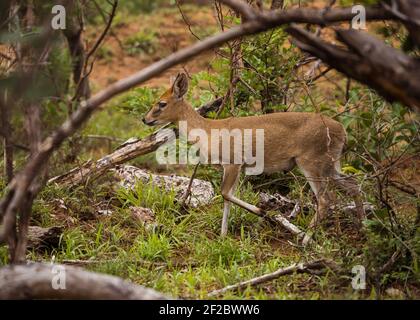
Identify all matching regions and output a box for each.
[142,118,158,126]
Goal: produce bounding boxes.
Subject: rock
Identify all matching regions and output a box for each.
[112,165,215,208]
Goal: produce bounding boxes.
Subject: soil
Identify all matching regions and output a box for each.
[88,6,218,91]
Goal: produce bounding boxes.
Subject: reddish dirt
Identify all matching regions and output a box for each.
[88,6,218,91]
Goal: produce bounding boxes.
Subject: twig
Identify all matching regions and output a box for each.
[72,0,118,101]
[91,0,125,50]
[181,163,200,208]
[176,0,201,40]
[208,259,332,296]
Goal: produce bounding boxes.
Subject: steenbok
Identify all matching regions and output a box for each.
[143,73,364,245]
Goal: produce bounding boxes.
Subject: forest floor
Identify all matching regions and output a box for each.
[0,2,418,300]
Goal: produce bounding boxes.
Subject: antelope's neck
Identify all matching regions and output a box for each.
[176,103,210,134]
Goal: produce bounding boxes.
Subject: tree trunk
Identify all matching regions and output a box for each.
[0,94,13,183]
[63,3,91,100]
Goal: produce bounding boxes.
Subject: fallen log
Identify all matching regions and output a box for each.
[208,259,333,297]
[48,98,223,186]
[0,262,171,300]
[27,226,63,251]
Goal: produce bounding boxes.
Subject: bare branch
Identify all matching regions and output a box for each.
[208,259,334,296]
[0,263,170,300]
[287,25,420,113]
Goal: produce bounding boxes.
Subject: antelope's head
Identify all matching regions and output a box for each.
[142,73,188,126]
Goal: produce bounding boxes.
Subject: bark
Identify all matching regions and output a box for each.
[228,8,244,112]
[12,0,46,264]
[24,103,42,155]
[0,263,171,300]
[0,96,13,183]
[0,2,17,184]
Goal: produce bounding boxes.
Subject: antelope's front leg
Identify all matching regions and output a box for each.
[220,165,241,236]
[221,201,231,236]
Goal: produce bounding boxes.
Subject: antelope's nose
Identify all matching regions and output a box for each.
[142,118,146,124]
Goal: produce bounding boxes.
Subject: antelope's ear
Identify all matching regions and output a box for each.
[172,73,188,99]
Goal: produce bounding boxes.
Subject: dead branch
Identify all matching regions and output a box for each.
[287,25,420,113]
[0,263,170,300]
[180,163,200,207]
[218,0,257,21]
[208,259,333,296]
[384,0,420,47]
[176,0,201,40]
[269,212,308,241]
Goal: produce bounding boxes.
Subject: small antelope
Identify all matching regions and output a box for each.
[143,73,364,244]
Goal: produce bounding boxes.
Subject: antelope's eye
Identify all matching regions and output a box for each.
[158,101,167,108]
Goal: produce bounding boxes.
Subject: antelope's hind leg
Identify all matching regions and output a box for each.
[297,158,334,246]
